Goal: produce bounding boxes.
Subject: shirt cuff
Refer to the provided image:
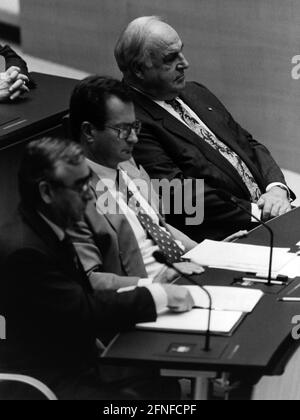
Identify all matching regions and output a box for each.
[266,182,290,200]
[138,278,154,287]
[251,203,262,222]
[144,284,168,314]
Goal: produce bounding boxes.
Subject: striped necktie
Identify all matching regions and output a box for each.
[166,99,262,202]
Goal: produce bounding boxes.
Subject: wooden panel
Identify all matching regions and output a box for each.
[20,0,300,172]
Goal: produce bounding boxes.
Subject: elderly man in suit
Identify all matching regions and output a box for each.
[114,16,294,241]
[68,75,206,291]
[0,137,194,400]
[0,44,33,101]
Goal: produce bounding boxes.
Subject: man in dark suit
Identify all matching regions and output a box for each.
[114,17,294,241]
[0,44,33,101]
[0,137,193,400]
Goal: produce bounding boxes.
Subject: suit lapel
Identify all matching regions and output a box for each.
[89,172,148,277]
[19,205,91,290]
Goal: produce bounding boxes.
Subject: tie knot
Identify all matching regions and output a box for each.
[165,98,180,108]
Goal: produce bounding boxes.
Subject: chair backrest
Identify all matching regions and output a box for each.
[0,374,57,400]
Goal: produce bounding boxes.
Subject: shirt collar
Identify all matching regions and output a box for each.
[129,84,180,106]
[38,212,65,242]
[86,158,118,184]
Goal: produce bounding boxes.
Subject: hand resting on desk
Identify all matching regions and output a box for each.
[0,66,29,102]
[162,284,195,313]
[153,262,204,283]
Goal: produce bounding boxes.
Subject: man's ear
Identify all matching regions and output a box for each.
[81,121,96,144]
[39,181,54,205]
[131,62,146,81]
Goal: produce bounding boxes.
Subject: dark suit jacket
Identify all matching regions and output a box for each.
[0,44,35,88]
[131,82,293,241]
[0,205,156,398]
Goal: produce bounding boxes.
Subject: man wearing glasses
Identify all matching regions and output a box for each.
[69,76,204,291]
[0,136,194,399]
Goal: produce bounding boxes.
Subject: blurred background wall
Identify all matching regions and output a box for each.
[2,0,300,173]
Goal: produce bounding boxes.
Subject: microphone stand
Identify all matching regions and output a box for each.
[153,251,212,352]
[218,191,274,286]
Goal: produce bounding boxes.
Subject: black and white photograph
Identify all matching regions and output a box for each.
[0,0,300,403]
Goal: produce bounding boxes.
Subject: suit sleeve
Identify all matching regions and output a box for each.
[0,44,36,88]
[69,221,141,291]
[2,248,156,338]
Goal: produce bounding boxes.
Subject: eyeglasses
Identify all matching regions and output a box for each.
[49,172,93,195]
[105,120,142,141]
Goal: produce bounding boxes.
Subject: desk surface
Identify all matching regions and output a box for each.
[0,72,77,149]
[102,208,300,375]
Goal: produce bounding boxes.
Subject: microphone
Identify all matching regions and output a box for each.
[218,190,274,286]
[153,251,212,352]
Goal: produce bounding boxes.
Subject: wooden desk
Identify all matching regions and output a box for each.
[0,72,77,225]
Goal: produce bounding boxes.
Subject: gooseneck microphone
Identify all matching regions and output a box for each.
[218,190,274,286]
[153,251,212,352]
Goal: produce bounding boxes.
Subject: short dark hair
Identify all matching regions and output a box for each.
[18,137,85,208]
[69,76,133,142]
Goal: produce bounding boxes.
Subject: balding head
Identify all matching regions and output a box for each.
[115,17,168,74]
[115,17,189,100]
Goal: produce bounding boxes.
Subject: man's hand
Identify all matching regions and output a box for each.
[0,66,29,102]
[154,262,204,283]
[257,187,292,221]
[162,285,195,312]
[224,230,248,242]
[173,261,205,276]
[153,267,178,284]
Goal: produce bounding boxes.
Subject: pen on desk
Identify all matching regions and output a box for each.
[278,297,300,302]
[241,277,285,286]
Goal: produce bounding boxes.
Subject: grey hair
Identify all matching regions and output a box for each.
[114,16,166,75]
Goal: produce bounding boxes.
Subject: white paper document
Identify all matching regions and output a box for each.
[276,256,300,278]
[183,240,294,276]
[185,286,264,313]
[136,308,243,335]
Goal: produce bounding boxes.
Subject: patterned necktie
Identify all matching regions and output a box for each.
[166,99,261,202]
[117,170,185,264]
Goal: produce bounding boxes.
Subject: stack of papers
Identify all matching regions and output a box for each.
[137,286,263,335]
[186,286,263,312]
[276,256,300,279]
[183,240,295,277]
[137,309,243,335]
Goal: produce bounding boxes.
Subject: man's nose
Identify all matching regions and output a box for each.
[178,53,189,70]
[83,186,94,202]
[127,129,139,144]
